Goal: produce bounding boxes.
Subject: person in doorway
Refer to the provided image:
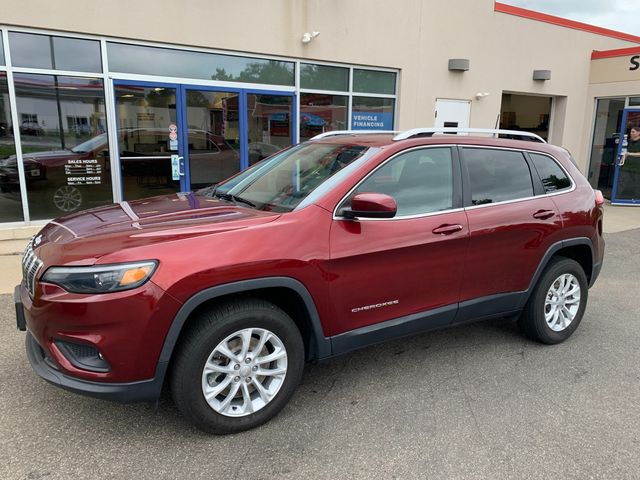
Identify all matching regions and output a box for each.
[619,125,640,199]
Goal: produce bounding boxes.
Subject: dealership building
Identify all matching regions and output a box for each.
[1,0,640,227]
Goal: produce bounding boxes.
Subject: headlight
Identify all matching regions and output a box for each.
[41,261,158,294]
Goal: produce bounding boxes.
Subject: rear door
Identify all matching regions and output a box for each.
[457,146,564,320]
[328,146,468,335]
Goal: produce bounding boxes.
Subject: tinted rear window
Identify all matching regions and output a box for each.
[463,148,533,205]
[529,153,571,193]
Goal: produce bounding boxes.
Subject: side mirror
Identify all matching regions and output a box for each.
[342,192,397,219]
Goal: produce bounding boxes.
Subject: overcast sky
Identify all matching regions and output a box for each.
[504,0,640,36]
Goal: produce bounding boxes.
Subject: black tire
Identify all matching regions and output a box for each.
[170,298,304,434]
[518,256,588,344]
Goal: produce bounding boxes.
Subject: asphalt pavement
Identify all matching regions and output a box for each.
[1,229,639,480]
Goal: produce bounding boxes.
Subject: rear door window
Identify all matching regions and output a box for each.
[463,148,533,205]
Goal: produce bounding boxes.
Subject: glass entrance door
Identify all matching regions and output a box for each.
[113,82,295,201]
[183,88,241,190]
[246,92,294,166]
[114,81,186,200]
[612,108,640,205]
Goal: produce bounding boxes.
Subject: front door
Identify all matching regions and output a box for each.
[329,146,467,335]
[611,108,640,205]
[114,82,295,200]
[114,81,187,200]
[183,87,242,190]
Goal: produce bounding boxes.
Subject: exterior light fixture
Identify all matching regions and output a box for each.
[448,59,470,71]
[533,70,551,81]
[301,31,320,44]
[475,92,490,99]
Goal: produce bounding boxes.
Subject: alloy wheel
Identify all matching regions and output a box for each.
[53,185,82,212]
[201,328,288,417]
[544,273,581,332]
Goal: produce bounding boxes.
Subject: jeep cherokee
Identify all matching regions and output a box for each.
[15,128,605,434]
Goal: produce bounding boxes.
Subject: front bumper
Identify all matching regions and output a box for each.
[16,275,182,402]
[25,331,164,403]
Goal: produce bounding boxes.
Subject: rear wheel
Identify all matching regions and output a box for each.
[518,257,588,344]
[170,299,304,434]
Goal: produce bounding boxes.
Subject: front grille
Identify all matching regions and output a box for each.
[22,238,43,297]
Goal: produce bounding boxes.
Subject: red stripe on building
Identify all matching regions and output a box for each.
[591,46,640,60]
[494,2,640,44]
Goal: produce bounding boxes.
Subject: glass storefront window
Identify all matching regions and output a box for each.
[0,33,5,65]
[246,94,293,165]
[351,96,395,131]
[300,63,348,91]
[9,32,102,72]
[630,97,640,107]
[300,93,348,141]
[353,69,396,95]
[0,73,24,222]
[587,98,625,195]
[186,90,241,189]
[14,73,112,219]
[107,43,295,86]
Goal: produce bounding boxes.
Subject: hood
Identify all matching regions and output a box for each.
[33,192,281,265]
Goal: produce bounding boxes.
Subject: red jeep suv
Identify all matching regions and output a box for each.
[15,128,605,434]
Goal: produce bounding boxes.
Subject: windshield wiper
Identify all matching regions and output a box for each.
[214,192,256,208]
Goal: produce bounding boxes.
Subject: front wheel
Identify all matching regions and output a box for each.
[52,185,83,212]
[170,299,304,434]
[518,257,588,344]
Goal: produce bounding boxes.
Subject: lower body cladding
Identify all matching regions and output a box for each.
[16,280,181,402]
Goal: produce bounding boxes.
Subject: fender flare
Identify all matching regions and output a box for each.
[153,277,332,382]
[518,237,594,308]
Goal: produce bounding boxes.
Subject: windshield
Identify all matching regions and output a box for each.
[205,142,371,212]
[71,133,108,153]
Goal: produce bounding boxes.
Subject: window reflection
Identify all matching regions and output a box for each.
[9,32,102,72]
[0,73,24,221]
[353,69,396,95]
[14,74,112,219]
[464,148,533,205]
[300,93,347,141]
[186,90,241,189]
[300,63,348,91]
[0,33,5,66]
[115,85,180,200]
[247,94,292,165]
[108,43,294,86]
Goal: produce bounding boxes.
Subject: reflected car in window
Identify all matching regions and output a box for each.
[0,128,240,215]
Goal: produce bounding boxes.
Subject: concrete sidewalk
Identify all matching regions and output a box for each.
[1,202,639,294]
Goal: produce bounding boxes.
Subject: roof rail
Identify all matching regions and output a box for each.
[309,130,397,140]
[392,128,547,143]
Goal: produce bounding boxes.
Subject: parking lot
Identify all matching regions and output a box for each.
[1,228,639,480]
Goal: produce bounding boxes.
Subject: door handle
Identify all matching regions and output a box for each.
[532,209,555,220]
[432,224,464,235]
[177,156,185,176]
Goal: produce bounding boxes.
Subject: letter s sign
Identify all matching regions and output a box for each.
[630,55,640,71]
